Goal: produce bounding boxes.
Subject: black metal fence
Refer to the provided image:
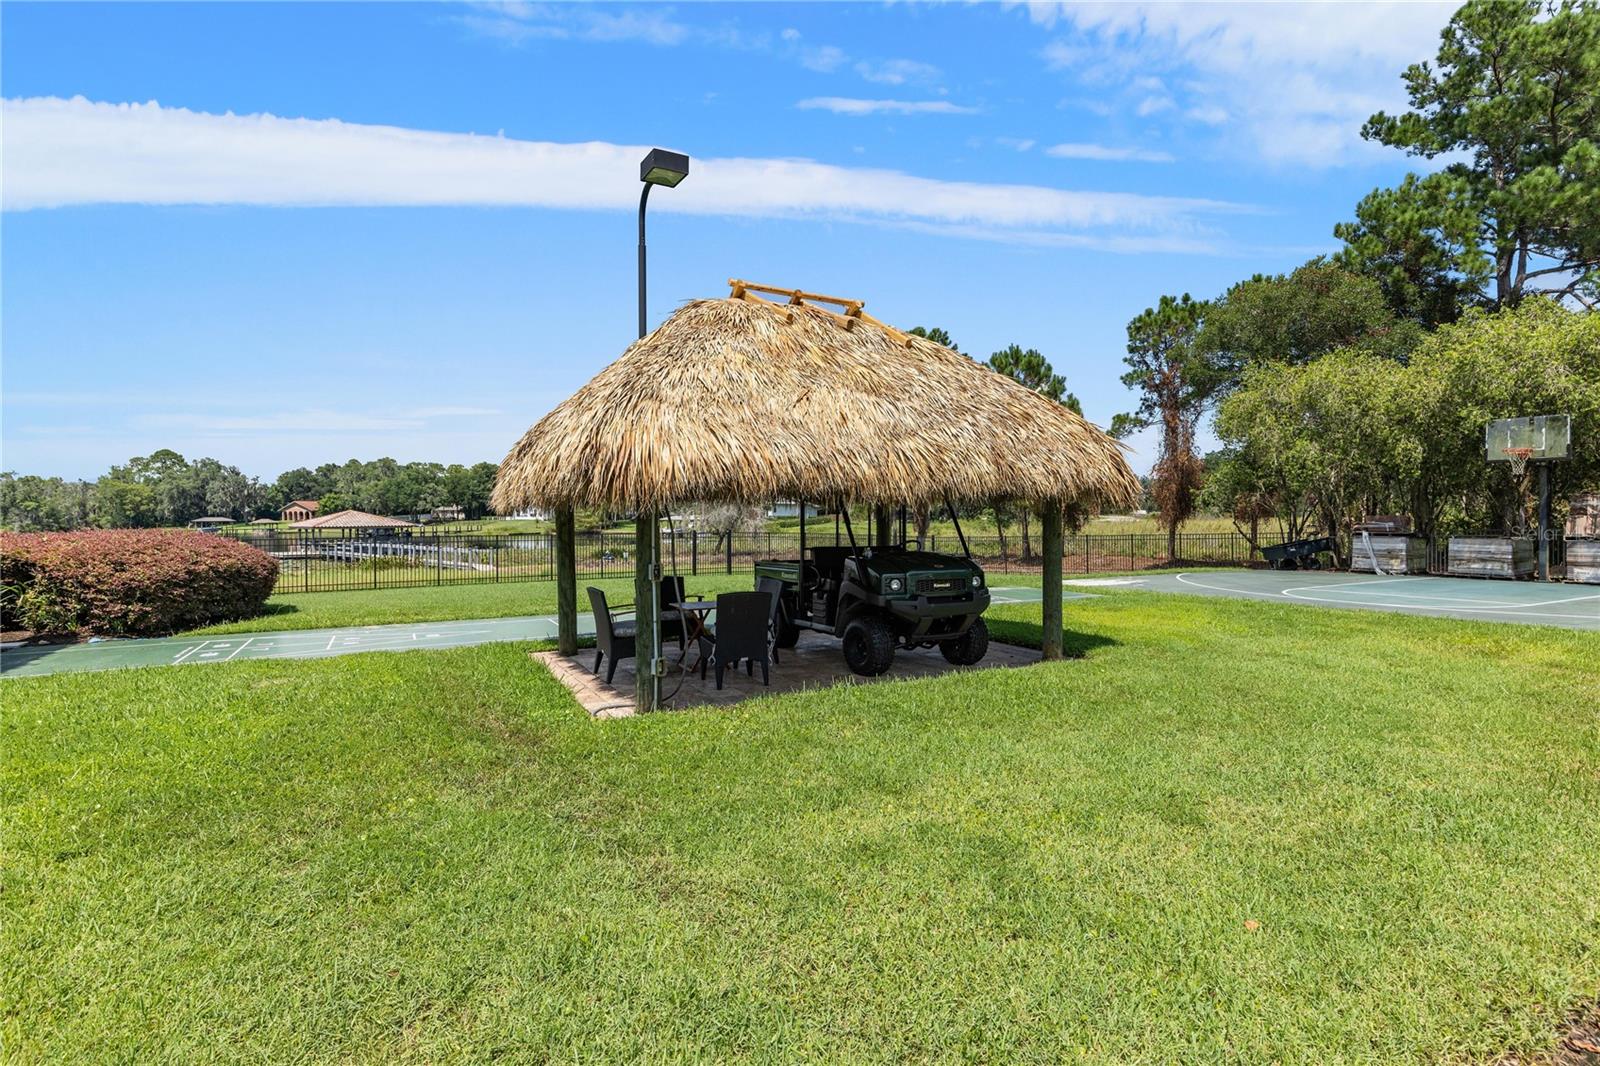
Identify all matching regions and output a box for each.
[220,527,1577,595]
[223,528,1264,594]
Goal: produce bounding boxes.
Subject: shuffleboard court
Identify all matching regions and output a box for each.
[1128,570,1599,631]
[0,585,1081,680]
[1,617,570,680]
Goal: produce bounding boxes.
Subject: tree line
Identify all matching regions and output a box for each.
[1,451,501,532]
[1114,0,1599,556]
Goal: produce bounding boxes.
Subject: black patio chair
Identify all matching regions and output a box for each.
[698,591,773,690]
[658,574,688,651]
[756,576,786,664]
[587,586,636,685]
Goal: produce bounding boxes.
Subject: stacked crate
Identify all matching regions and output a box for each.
[1349,515,1428,574]
[1447,536,1536,579]
[1568,493,1600,585]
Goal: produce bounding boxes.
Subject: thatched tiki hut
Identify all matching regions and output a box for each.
[494,280,1139,713]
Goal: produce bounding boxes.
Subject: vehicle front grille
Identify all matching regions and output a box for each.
[915,576,966,595]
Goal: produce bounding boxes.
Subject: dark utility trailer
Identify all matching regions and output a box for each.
[754,499,991,677]
[1260,535,1337,571]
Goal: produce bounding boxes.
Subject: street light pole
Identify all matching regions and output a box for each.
[634,148,689,713]
[638,182,652,340]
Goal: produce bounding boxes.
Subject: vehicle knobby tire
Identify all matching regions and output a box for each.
[842,616,896,676]
[940,617,989,665]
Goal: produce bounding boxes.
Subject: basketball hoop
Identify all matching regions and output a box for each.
[1503,446,1535,478]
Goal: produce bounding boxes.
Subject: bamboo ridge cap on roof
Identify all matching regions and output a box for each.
[492,285,1140,513]
[728,279,907,343]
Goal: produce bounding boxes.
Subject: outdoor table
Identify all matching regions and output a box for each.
[669,600,717,666]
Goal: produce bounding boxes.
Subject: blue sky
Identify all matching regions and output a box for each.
[2,1,1456,481]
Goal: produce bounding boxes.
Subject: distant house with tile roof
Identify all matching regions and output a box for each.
[280,499,320,523]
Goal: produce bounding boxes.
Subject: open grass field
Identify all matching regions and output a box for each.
[4,590,1596,1062]
[190,573,759,634]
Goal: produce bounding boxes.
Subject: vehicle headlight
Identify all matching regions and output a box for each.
[971,574,983,588]
[887,576,904,593]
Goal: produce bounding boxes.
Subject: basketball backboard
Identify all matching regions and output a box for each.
[1485,414,1570,462]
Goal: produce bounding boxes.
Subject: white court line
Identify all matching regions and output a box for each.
[1278,575,1419,593]
[1173,573,1295,600]
[222,637,254,661]
[1285,587,1514,606]
[1283,587,1600,610]
[171,641,209,664]
[326,633,338,650]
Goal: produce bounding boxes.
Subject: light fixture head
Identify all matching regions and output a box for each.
[639,148,690,187]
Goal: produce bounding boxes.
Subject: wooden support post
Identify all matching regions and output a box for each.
[555,505,577,656]
[634,511,659,714]
[1041,501,1064,662]
[873,505,892,547]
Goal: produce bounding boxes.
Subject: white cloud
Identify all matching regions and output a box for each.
[1041,40,1088,70]
[854,58,941,86]
[407,405,503,418]
[773,27,849,73]
[1024,1,1455,166]
[996,137,1037,152]
[798,44,848,73]
[3,96,1254,254]
[795,97,978,116]
[1135,94,1174,117]
[457,3,691,46]
[1045,143,1174,163]
[138,410,427,433]
[886,220,1218,256]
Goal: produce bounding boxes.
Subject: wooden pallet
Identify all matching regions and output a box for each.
[1567,494,1600,539]
[1349,534,1428,574]
[1447,536,1535,579]
[1567,538,1600,585]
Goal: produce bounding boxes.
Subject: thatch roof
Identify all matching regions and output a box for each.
[494,281,1139,512]
[291,509,416,529]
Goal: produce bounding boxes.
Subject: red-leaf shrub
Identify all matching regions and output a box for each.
[0,530,278,637]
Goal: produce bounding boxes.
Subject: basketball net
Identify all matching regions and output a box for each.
[1503,446,1535,480]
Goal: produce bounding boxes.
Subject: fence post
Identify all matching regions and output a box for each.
[691,532,698,575]
[435,535,442,586]
[1084,534,1091,573]
[726,535,733,574]
[1128,533,1134,572]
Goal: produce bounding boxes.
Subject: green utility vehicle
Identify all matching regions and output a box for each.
[754,504,991,676]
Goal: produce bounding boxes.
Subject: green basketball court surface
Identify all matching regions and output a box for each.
[3,575,1591,680]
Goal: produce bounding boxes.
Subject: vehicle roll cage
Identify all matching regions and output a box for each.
[793,497,973,591]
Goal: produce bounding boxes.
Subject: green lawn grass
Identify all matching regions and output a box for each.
[196,568,1214,636]
[193,572,760,634]
[5,592,1597,1062]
